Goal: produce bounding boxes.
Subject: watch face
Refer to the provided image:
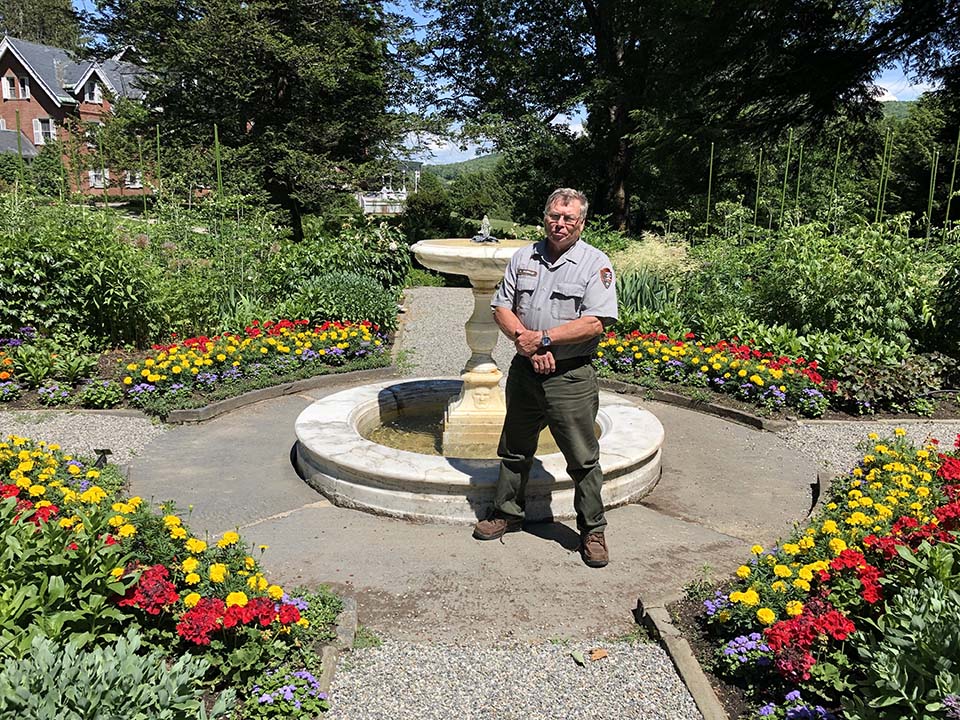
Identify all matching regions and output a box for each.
[542,335,552,347]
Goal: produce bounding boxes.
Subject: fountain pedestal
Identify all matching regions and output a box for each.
[412,239,529,457]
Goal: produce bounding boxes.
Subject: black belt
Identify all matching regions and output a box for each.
[513,354,592,372]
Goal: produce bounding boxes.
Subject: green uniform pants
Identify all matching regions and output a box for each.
[493,354,606,534]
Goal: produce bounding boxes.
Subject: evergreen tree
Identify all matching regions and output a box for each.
[0,0,79,48]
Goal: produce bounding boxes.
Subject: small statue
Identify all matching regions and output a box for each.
[471,215,499,243]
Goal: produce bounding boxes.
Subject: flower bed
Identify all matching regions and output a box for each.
[693,431,960,718]
[0,434,339,718]
[0,319,390,415]
[597,331,839,418]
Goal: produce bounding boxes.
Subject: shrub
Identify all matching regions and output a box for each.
[935,260,960,354]
[76,380,124,409]
[37,382,72,406]
[262,218,410,304]
[0,381,20,402]
[278,274,398,330]
[0,629,234,720]
[403,172,452,243]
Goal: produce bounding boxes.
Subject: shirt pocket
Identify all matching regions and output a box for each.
[515,276,538,315]
[550,281,586,320]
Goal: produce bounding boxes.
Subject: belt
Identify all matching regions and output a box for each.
[552,356,593,372]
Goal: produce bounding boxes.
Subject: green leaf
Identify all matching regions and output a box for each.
[570,650,586,667]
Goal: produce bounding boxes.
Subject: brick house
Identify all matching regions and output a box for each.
[0,35,149,196]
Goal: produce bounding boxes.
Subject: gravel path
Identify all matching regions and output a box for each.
[327,640,701,720]
[0,410,166,465]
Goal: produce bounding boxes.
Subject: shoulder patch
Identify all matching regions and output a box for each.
[517,268,539,277]
[599,267,613,289]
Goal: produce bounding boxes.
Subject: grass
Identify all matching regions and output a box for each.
[353,625,382,650]
[608,232,694,277]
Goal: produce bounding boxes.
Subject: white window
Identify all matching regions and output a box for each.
[18,77,29,99]
[2,76,14,99]
[84,79,102,104]
[89,168,109,189]
[32,118,56,145]
[124,171,142,189]
[0,118,5,130]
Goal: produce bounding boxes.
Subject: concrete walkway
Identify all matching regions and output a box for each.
[127,287,818,643]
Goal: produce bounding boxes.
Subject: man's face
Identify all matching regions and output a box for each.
[544,198,584,253]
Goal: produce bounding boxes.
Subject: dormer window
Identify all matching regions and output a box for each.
[84,79,103,104]
[18,76,29,99]
[2,76,14,99]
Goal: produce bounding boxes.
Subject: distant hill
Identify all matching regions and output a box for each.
[882,100,914,120]
[425,153,503,182]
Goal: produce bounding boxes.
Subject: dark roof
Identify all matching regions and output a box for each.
[0,129,38,158]
[2,36,148,105]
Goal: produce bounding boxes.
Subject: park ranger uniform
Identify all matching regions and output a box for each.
[490,237,618,534]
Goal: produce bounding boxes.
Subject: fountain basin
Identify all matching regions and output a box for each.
[293,378,664,524]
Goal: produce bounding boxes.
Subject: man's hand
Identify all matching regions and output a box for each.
[530,350,556,374]
[514,327,543,357]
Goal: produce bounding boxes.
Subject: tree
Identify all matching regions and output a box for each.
[419,0,914,230]
[0,0,79,49]
[87,0,426,239]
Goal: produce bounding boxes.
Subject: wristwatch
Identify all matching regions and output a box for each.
[540,331,553,348]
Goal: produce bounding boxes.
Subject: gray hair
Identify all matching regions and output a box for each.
[543,188,588,219]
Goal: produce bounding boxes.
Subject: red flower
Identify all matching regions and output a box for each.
[247,596,277,627]
[277,603,301,625]
[1,484,19,499]
[118,564,179,615]
[177,597,225,646]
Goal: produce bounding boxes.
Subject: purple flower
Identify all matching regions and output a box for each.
[785,690,802,702]
[759,704,776,717]
[258,693,274,705]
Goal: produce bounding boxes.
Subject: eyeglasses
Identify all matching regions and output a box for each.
[545,211,582,225]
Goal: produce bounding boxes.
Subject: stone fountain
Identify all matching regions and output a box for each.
[292,229,664,524]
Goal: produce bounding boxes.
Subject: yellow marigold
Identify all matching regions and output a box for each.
[740,589,760,606]
[786,601,804,617]
[185,573,201,586]
[267,584,284,600]
[59,515,78,529]
[108,515,127,528]
[894,427,906,436]
[751,544,764,555]
[118,523,136,538]
[79,486,107,504]
[217,531,240,548]
[28,484,45,497]
[829,538,847,555]
[112,501,133,513]
[822,519,839,534]
[296,617,310,628]
[798,566,815,581]
[736,565,751,579]
[163,514,182,527]
[183,592,201,608]
[185,538,207,554]
[110,567,125,579]
[182,556,199,573]
[169,526,187,540]
[774,565,793,578]
[756,608,776,625]
[798,536,815,550]
[781,543,800,555]
[209,563,228,583]
[771,581,787,593]
[793,578,811,592]
[225,592,248,608]
[244,556,256,570]
[247,574,268,592]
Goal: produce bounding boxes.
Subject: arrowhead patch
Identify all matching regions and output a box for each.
[600,267,613,289]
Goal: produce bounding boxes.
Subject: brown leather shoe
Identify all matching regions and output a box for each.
[473,514,523,541]
[581,532,609,567]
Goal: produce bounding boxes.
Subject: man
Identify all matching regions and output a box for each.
[473,188,618,568]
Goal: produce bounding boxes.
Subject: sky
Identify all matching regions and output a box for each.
[69,0,935,165]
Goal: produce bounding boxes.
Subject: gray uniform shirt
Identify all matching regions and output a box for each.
[491,239,618,362]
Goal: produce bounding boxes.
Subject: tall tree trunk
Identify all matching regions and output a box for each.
[265,172,304,242]
[602,101,632,231]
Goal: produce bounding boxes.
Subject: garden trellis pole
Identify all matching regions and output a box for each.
[156,124,162,201]
[97,129,108,206]
[875,129,891,223]
[879,132,894,222]
[754,148,762,226]
[794,141,803,217]
[927,147,940,240]
[214,123,223,196]
[779,129,793,228]
[705,141,715,236]
[14,110,25,187]
[944,126,960,233]
[138,135,147,215]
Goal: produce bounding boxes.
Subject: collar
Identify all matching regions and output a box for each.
[533,238,585,266]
